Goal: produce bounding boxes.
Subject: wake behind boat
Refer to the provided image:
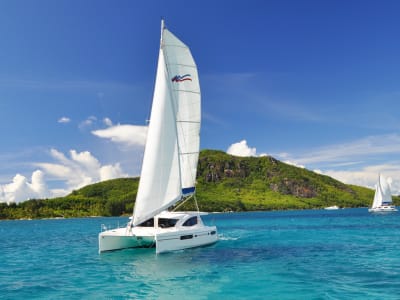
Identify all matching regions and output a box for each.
[369,174,397,213]
[99,20,218,254]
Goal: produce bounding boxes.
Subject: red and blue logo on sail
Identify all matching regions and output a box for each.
[171,74,192,82]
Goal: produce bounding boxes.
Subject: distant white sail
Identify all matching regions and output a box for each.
[132,23,201,226]
[371,174,393,209]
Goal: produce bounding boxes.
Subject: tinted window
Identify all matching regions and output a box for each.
[138,218,154,227]
[158,218,178,228]
[183,216,197,227]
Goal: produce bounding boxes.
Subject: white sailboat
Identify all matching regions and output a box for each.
[368,174,397,213]
[98,20,218,254]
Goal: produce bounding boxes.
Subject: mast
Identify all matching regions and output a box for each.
[160,19,165,43]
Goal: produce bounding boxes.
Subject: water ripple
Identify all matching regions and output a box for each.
[1,209,400,299]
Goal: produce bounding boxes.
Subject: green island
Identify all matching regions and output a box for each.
[1,149,398,220]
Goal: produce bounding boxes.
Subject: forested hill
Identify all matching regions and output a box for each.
[195,150,398,211]
[1,149,398,219]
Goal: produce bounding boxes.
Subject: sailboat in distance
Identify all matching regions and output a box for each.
[369,174,398,213]
[98,20,218,254]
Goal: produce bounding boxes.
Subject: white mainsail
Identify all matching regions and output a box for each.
[132,21,201,226]
[372,174,393,208]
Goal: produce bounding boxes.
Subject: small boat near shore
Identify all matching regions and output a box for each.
[324,205,339,210]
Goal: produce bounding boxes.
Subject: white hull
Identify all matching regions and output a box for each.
[98,227,155,253]
[155,225,217,254]
[99,212,218,254]
[368,206,398,213]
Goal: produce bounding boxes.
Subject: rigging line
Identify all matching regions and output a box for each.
[194,194,200,214]
[172,90,200,94]
[176,120,200,124]
[167,63,197,69]
[163,44,188,50]
[172,194,194,211]
[179,151,199,155]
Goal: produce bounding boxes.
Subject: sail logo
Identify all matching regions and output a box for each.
[171,74,192,82]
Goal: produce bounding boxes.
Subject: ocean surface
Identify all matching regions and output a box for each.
[1,208,400,299]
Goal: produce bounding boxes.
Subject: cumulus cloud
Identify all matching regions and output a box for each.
[0,170,50,204]
[92,124,148,147]
[100,164,124,181]
[0,148,128,203]
[227,140,257,157]
[37,149,127,192]
[58,117,71,124]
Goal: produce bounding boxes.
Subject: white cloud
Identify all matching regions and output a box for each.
[92,124,148,147]
[284,160,305,169]
[103,117,113,127]
[285,134,400,167]
[58,117,71,124]
[70,150,101,175]
[38,148,127,191]
[79,116,97,129]
[322,164,400,195]
[0,148,128,203]
[100,163,124,181]
[227,140,257,157]
[0,170,50,204]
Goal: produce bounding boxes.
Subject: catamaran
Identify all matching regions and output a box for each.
[98,20,218,254]
[368,174,397,213]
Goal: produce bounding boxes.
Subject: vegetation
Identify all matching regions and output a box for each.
[1,150,399,219]
[0,178,138,220]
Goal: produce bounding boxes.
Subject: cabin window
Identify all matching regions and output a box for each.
[183,216,198,227]
[138,218,154,227]
[158,218,178,228]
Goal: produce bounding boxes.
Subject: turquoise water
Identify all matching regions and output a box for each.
[1,209,400,299]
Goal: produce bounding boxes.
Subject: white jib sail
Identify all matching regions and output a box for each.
[133,23,201,226]
[379,174,392,204]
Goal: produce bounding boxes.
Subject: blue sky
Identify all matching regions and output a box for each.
[1,0,400,202]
